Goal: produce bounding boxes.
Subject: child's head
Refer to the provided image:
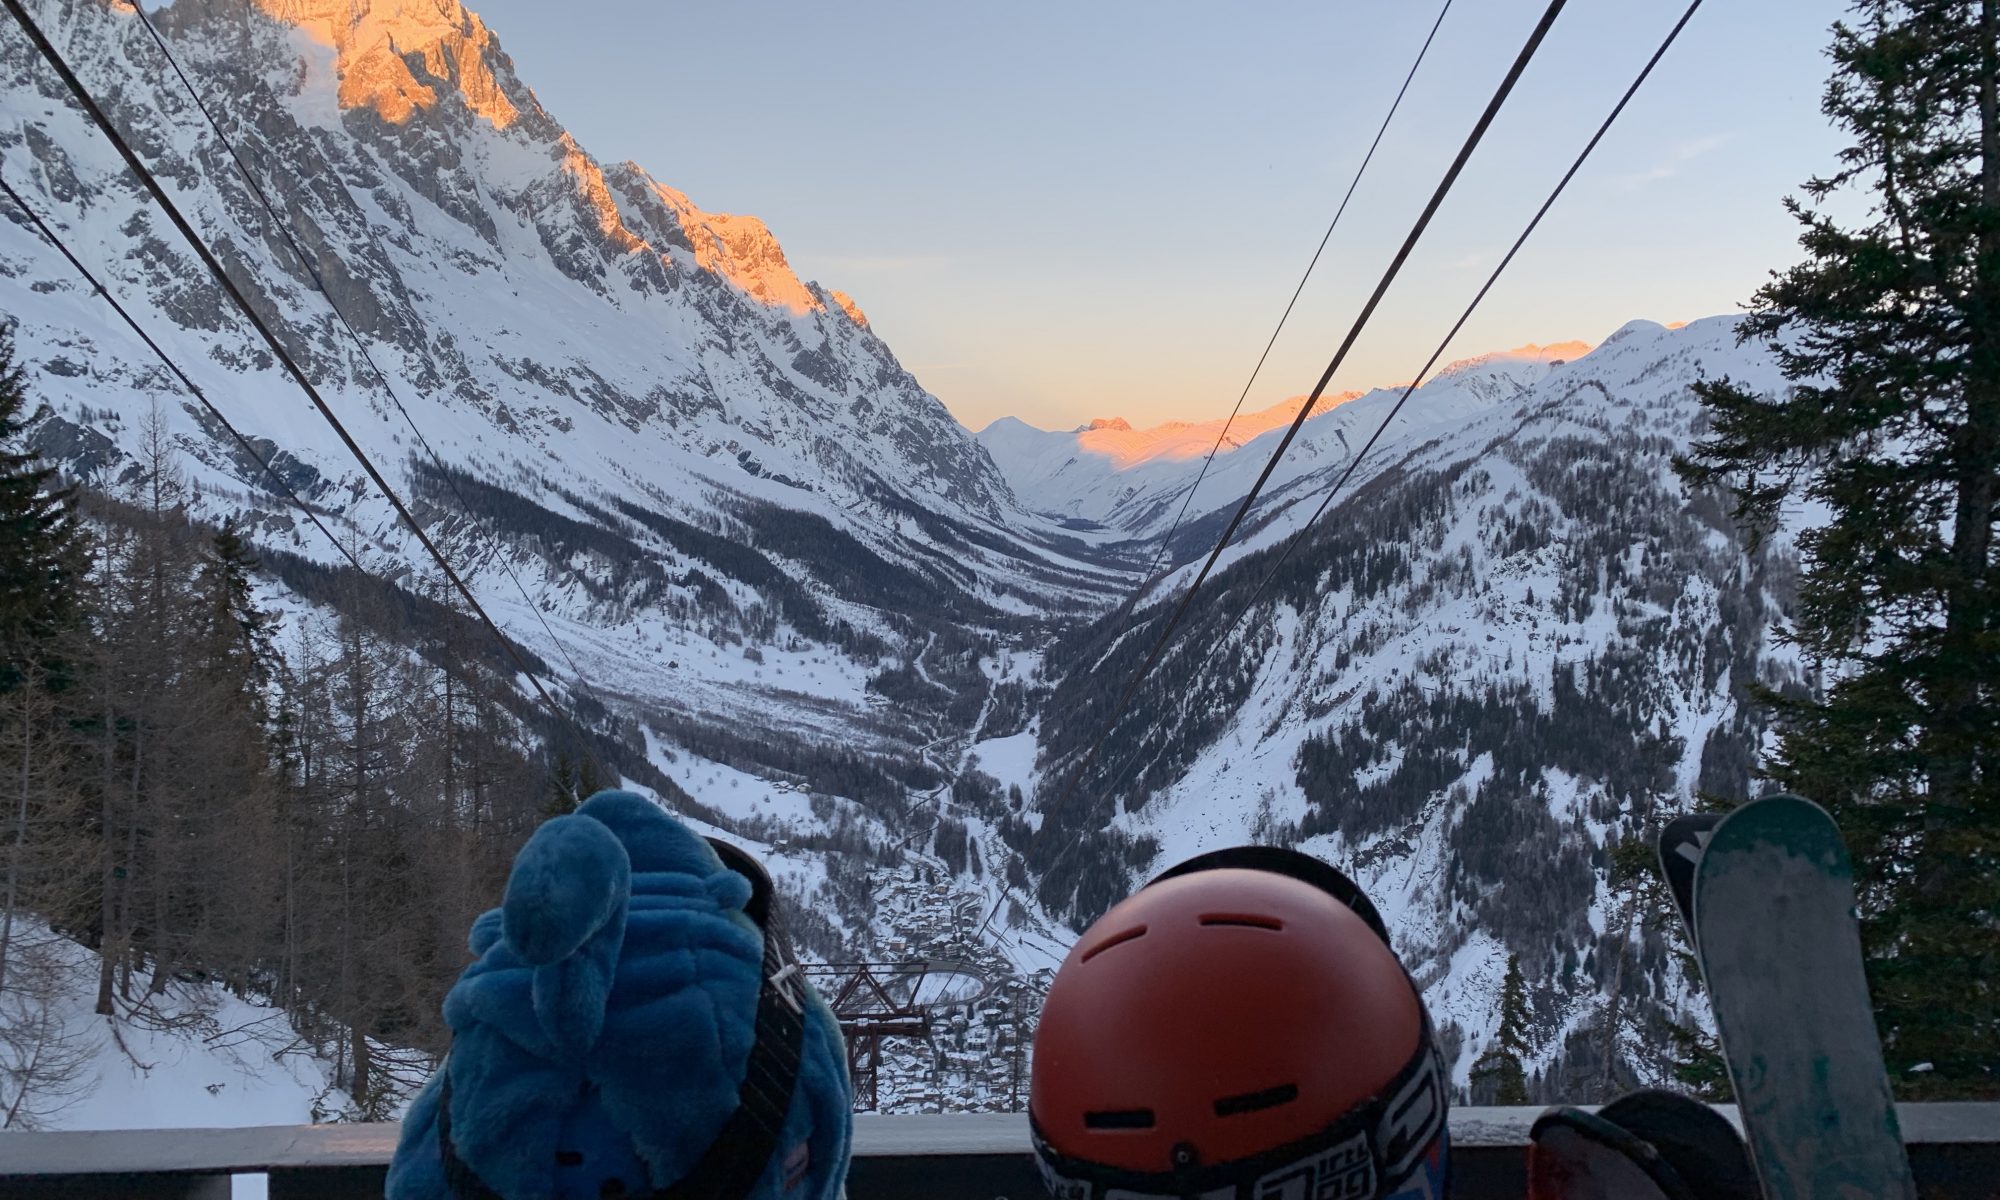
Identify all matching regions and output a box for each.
[388,790,851,1200]
[1030,846,1448,1200]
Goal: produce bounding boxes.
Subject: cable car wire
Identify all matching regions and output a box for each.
[1044,0,1568,841]
[1136,0,1454,590]
[124,2,597,690]
[0,172,372,581]
[977,0,1573,937]
[0,0,605,771]
[1090,0,1710,810]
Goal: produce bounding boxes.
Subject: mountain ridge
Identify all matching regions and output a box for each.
[1016,314,1797,1097]
[981,336,1599,460]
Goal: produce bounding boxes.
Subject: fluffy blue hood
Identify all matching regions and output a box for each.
[388,790,851,1200]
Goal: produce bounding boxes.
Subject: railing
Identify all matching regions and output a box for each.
[1,1105,1996,1198]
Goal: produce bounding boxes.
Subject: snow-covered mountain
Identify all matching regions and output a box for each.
[0,0,1142,1114]
[1009,317,1798,1097]
[0,0,1800,1115]
[61,0,1014,514]
[0,0,1137,815]
[976,340,1592,537]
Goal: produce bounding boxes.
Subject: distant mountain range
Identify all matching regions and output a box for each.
[976,341,1594,536]
[0,0,1796,1109]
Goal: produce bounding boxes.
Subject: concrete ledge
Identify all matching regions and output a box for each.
[1,1105,1994,1198]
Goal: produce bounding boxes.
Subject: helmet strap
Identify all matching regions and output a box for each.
[656,887,809,1199]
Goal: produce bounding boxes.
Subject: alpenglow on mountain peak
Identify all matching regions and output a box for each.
[251,0,530,129]
[10,0,1015,521]
[235,0,864,329]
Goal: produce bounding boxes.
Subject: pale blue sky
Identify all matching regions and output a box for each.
[468,1,1850,431]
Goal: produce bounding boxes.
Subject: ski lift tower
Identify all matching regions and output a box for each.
[805,962,932,1111]
[805,959,990,1111]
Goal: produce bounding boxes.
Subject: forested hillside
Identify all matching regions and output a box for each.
[0,369,580,1119]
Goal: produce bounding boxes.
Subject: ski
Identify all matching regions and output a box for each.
[1690,793,1916,1199]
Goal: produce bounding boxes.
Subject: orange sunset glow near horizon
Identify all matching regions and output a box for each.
[1032,337,1598,452]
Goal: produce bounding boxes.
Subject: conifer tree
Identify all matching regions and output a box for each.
[1470,953,1531,1104]
[0,326,88,1027]
[178,520,284,991]
[192,519,277,724]
[0,326,83,690]
[545,747,602,817]
[1676,0,2000,1095]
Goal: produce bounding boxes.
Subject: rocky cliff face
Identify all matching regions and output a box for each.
[6,0,1025,526]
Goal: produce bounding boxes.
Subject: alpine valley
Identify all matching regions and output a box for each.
[0,0,1803,1119]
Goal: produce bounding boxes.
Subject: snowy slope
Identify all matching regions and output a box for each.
[0,0,1139,825]
[1015,318,1800,1097]
[0,922,353,1132]
[0,0,1131,597]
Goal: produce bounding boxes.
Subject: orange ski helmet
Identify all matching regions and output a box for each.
[1030,846,1448,1200]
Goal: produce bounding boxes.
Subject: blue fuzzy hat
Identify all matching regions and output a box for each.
[387,790,852,1200]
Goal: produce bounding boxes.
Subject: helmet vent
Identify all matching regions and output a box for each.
[1083,1108,1156,1130]
[1199,913,1284,931]
[1214,1082,1299,1117]
[1080,924,1148,962]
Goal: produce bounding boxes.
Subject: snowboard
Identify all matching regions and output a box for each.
[1656,811,1722,944]
[1691,794,1916,1200]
